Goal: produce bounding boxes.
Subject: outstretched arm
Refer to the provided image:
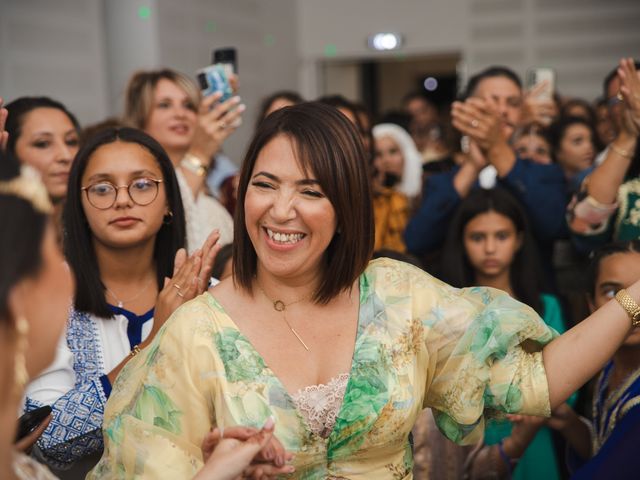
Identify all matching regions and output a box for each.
[542,280,640,409]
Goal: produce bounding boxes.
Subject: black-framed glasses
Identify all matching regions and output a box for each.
[81,177,163,210]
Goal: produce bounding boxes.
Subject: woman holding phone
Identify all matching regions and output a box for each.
[124,69,243,252]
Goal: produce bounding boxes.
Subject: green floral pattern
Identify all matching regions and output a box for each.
[90,259,554,479]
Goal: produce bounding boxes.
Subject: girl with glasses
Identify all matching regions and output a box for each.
[20,128,219,476]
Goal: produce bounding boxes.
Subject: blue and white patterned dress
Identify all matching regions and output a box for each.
[23,306,153,473]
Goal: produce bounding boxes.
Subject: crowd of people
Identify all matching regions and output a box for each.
[1,53,640,480]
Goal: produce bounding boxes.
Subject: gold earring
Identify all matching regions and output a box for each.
[13,316,29,394]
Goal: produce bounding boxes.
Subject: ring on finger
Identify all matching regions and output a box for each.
[219,121,227,130]
[177,291,185,298]
[173,283,182,290]
[471,119,479,128]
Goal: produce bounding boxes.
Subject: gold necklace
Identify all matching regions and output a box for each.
[105,278,153,308]
[256,282,311,351]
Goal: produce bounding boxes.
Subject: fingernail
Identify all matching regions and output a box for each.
[237,104,247,112]
[232,95,241,103]
[262,415,275,430]
[285,466,295,473]
[276,454,284,467]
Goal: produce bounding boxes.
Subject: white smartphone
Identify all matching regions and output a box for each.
[526,67,555,100]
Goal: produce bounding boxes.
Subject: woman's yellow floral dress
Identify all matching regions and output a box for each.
[88,258,555,479]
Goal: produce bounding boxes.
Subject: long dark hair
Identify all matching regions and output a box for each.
[5,96,80,157]
[63,127,186,318]
[0,150,48,319]
[440,188,545,314]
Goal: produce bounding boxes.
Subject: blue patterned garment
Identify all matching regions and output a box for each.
[24,307,152,469]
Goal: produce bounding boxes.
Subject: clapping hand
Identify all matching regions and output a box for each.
[0,98,8,151]
[452,97,506,154]
[618,57,640,134]
[522,81,558,127]
[196,418,295,480]
[153,230,221,330]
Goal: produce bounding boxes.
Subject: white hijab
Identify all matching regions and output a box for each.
[372,123,423,198]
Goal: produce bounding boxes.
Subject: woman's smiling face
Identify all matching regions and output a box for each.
[244,134,337,282]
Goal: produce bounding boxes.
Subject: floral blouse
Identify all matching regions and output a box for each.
[88,259,554,479]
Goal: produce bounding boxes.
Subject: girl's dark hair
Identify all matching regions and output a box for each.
[233,102,374,304]
[63,127,186,317]
[256,90,304,128]
[586,240,640,300]
[440,187,545,314]
[5,96,81,157]
[463,66,522,100]
[0,149,48,319]
[212,243,233,280]
[547,115,598,162]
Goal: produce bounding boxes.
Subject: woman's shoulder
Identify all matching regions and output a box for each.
[364,257,448,296]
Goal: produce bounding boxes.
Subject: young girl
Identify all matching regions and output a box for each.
[22,128,218,476]
[555,240,640,478]
[440,187,570,480]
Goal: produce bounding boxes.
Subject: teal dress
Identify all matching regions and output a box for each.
[483,294,573,480]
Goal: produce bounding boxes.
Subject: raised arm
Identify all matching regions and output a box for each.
[542,280,640,409]
[587,58,640,205]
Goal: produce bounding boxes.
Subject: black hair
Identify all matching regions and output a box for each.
[603,60,640,99]
[63,127,186,317]
[463,66,522,100]
[256,90,304,128]
[0,149,48,319]
[211,243,233,280]
[5,96,81,157]
[439,187,544,314]
[586,240,640,301]
[547,115,598,162]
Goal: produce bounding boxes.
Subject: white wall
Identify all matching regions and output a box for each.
[297,0,640,102]
[0,0,109,123]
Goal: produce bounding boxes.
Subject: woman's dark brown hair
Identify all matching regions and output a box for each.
[233,101,374,303]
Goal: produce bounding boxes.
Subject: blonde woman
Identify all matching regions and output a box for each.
[124,69,242,252]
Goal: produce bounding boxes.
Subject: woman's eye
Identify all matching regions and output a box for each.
[302,189,324,198]
[132,179,154,191]
[32,140,50,149]
[67,137,80,147]
[90,184,114,196]
[496,231,510,240]
[602,289,617,300]
[157,101,171,109]
[251,181,274,189]
[469,233,483,242]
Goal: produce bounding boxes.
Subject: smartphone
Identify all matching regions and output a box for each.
[15,405,51,442]
[526,67,555,100]
[196,47,237,102]
[213,47,237,76]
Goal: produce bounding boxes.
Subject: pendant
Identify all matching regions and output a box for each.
[273,300,286,311]
[117,301,123,308]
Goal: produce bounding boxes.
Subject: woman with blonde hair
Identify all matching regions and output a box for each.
[124,69,242,252]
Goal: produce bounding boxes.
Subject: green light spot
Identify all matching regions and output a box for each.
[138,6,151,20]
[264,34,275,46]
[394,52,407,60]
[324,44,337,57]
[206,20,216,32]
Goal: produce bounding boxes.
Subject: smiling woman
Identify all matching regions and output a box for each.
[93,102,640,480]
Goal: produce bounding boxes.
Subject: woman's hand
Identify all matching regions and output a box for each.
[188,93,246,164]
[151,230,220,340]
[14,414,52,453]
[522,81,558,127]
[0,98,9,151]
[451,98,506,154]
[196,419,295,480]
[618,57,640,135]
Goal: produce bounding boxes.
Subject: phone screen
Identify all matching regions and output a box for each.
[15,405,52,442]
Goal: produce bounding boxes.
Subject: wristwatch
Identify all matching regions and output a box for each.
[615,289,640,327]
[180,153,207,177]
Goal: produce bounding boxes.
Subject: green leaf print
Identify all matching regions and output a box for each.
[214,328,266,382]
[133,385,182,435]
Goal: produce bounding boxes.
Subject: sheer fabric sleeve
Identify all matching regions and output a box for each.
[415,271,556,445]
[88,298,220,479]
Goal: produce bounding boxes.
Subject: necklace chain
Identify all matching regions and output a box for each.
[105,278,154,308]
[256,282,312,351]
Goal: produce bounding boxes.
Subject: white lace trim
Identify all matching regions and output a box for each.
[290,373,350,438]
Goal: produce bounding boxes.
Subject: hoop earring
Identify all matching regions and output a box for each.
[163,211,174,225]
[13,316,29,395]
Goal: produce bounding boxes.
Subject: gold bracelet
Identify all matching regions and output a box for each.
[610,143,634,159]
[615,289,640,327]
[129,344,142,358]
